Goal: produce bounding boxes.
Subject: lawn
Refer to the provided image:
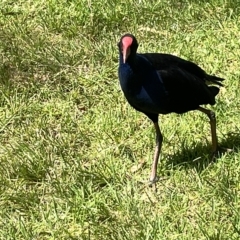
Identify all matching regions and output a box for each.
[1,0,240,239]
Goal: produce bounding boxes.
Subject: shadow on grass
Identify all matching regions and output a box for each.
[167,131,240,172]
[0,63,12,85]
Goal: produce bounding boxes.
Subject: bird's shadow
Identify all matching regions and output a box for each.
[166,131,240,173]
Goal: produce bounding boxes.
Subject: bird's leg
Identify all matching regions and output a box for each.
[198,107,218,154]
[149,122,163,187]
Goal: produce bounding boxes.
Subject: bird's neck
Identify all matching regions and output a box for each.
[119,53,137,69]
[118,54,141,94]
[127,55,137,67]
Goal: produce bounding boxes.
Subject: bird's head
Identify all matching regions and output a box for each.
[118,34,138,64]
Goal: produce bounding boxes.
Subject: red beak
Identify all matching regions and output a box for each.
[123,46,131,64]
[122,36,133,63]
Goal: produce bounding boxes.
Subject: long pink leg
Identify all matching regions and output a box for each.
[149,122,163,190]
[198,107,218,153]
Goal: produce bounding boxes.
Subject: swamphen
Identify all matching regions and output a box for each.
[118,33,224,186]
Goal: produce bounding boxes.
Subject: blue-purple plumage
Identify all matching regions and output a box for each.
[118,54,169,115]
[118,34,224,120]
[117,33,224,186]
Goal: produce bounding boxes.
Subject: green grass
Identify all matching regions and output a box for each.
[1,0,240,239]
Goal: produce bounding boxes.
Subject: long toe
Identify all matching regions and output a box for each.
[218,146,234,153]
[211,146,234,160]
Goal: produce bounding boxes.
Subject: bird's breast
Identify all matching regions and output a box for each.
[118,64,168,114]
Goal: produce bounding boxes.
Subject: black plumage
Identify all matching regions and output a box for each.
[118,33,224,186]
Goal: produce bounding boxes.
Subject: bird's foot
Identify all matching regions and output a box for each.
[211,146,234,160]
[148,176,159,192]
[149,176,158,185]
[218,146,234,153]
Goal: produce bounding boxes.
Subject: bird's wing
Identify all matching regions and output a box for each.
[158,67,219,113]
[142,53,224,86]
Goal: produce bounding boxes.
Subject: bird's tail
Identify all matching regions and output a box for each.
[206,74,224,87]
[209,86,220,97]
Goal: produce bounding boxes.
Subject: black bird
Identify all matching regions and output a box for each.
[117,34,224,186]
